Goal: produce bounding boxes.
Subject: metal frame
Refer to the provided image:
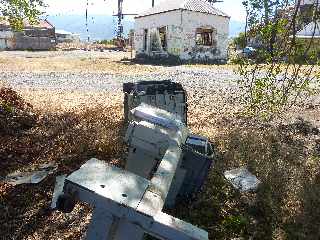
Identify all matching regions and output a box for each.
[53,154,208,240]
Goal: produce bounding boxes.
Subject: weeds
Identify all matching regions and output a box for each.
[1,87,319,239]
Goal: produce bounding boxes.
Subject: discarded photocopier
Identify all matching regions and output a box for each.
[50,81,215,240]
[125,103,214,206]
[123,80,188,125]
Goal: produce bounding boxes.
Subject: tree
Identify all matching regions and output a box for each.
[0,0,45,29]
[233,32,246,50]
[237,0,320,119]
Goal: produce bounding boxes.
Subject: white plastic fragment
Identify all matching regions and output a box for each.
[51,175,67,209]
[224,167,261,192]
[5,163,58,185]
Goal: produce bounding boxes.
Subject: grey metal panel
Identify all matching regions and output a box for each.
[128,136,160,155]
[165,167,187,208]
[132,104,184,130]
[136,191,164,216]
[150,212,209,240]
[150,146,182,201]
[86,208,115,240]
[126,148,159,178]
[54,157,210,240]
[112,219,145,240]
[66,158,150,210]
[64,180,128,218]
[51,175,67,209]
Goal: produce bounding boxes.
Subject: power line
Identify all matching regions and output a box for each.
[86,0,90,42]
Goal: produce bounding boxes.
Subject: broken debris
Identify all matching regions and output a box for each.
[224,167,261,192]
[50,175,67,209]
[4,163,58,186]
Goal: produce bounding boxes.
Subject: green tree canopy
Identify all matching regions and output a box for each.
[0,0,45,29]
[237,0,320,119]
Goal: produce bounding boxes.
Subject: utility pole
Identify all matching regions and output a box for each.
[117,0,123,39]
[86,0,90,42]
[113,0,137,39]
[152,0,155,7]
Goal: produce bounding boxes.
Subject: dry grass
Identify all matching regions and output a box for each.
[1,87,319,240]
[0,89,126,240]
[0,50,319,239]
[0,53,160,75]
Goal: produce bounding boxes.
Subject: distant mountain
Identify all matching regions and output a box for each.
[47,15,245,41]
[47,15,134,41]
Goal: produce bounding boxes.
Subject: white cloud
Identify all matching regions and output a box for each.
[44,0,246,21]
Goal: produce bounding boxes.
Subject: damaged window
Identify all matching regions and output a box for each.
[196,28,216,46]
[143,29,148,51]
[158,26,167,51]
[150,28,162,51]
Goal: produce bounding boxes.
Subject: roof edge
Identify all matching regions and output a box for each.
[135,7,230,19]
[135,8,181,19]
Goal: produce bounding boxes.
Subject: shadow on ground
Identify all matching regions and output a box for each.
[168,117,320,239]
[1,88,319,240]
[0,100,125,239]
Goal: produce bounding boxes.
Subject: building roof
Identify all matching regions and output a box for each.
[295,21,320,38]
[0,19,54,30]
[56,29,73,35]
[296,0,318,6]
[136,0,230,18]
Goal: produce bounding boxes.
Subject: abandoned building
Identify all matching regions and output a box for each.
[55,30,81,44]
[134,0,230,62]
[0,19,56,50]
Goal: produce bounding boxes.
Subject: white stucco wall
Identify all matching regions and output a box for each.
[134,10,183,57]
[134,9,230,61]
[297,0,319,6]
[180,10,229,61]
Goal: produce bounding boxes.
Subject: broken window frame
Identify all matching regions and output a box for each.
[150,28,162,52]
[195,28,217,47]
[143,29,148,51]
[158,26,167,51]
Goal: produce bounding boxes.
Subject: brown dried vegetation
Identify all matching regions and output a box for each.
[0,84,319,239]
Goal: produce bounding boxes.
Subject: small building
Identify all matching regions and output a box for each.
[296,0,319,7]
[0,19,56,50]
[134,0,230,62]
[55,30,80,44]
[295,21,320,54]
[296,20,320,39]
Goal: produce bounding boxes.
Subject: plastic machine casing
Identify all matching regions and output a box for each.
[125,104,215,206]
[123,80,188,125]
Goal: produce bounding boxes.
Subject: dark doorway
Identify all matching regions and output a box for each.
[158,26,167,51]
[143,29,148,51]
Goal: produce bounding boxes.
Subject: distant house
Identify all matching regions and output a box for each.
[0,19,56,50]
[297,0,319,9]
[296,21,320,39]
[295,21,320,55]
[55,30,80,44]
[134,0,230,62]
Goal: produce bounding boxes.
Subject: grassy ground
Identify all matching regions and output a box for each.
[0,51,159,75]
[0,52,320,239]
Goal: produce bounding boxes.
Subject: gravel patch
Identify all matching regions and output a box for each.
[0,66,240,92]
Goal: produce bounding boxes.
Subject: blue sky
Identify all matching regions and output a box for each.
[44,0,246,22]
